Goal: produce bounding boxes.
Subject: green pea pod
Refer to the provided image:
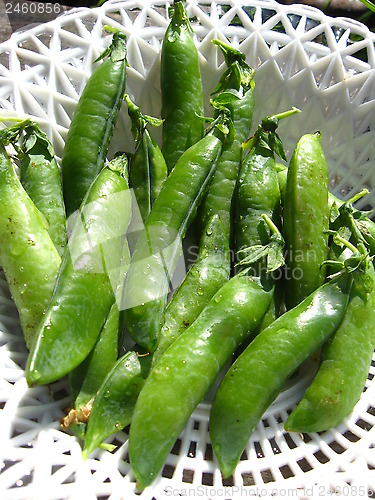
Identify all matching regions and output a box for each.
[283,132,330,309]
[285,265,375,433]
[26,155,132,386]
[152,214,231,366]
[81,214,230,455]
[121,131,224,352]
[0,120,67,256]
[128,273,274,490]
[234,110,299,330]
[61,29,127,216]
[125,95,168,222]
[209,273,351,479]
[70,302,121,409]
[197,40,255,239]
[0,142,61,349]
[82,351,145,458]
[161,0,204,172]
[278,164,375,257]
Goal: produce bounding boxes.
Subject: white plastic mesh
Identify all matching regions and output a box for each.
[1,1,375,498]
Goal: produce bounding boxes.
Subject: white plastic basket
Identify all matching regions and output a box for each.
[0,1,375,498]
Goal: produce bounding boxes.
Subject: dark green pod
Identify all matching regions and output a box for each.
[121,133,222,352]
[152,214,231,366]
[209,274,350,479]
[129,274,274,490]
[82,351,145,459]
[161,0,204,172]
[61,31,127,216]
[197,40,255,239]
[126,95,167,222]
[285,274,375,433]
[283,133,330,309]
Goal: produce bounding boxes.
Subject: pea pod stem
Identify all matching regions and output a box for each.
[196,40,255,240]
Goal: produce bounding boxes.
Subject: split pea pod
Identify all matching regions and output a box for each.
[161,0,204,172]
[129,273,274,490]
[0,142,61,349]
[285,249,375,433]
[0,120,67,256]
[82,214,230,456]
[197,40,255,239]
[121,124,226,353]
[26,155,132,386]
[125,95,168,222]
[209,273,351,479]
[283,132,330,309]
[61,29,127,216]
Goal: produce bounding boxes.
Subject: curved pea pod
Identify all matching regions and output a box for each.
[80,214,230,454]
[283,133,330,309]
[197,40,255,239]
[82,350,146,458]
[209,274,351,479]
[121,132,223,352]
[125,95,168,222]
[0,120,67,256]
[128,273,274,490]
[285,269,375,433]
[26,155,132,386]
[61,29,127,216]
[161,0,204,172]
[0,142,61,349]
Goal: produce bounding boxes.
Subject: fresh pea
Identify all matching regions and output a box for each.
[0,142,61,349]
[152,214,231,365]
[209,273,351,479]
[234,110,298,330]
[81,214,230,455]
[197,39,255,239]
[61,29,127,216]
[283,132,330,309]
[26,155,131,386]
[161,0,204,172]
[285,241,375,433]
[278,164,375,257]
[121,119,228,353]
[0,120,67,256]
[128,273,274,490]
[82,350,145,458]
[125,95,168,222]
